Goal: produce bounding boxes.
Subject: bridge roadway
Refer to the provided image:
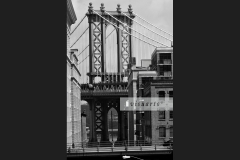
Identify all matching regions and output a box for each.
[67,145,172,158]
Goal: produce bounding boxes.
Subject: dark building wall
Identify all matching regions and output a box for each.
[81,103,90,127]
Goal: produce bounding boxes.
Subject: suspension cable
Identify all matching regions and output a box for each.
[104,11,169,47]
[70,27,89,48]
[93,10,162,47]
[121,12,173,41]
[77,45,89,57]
[78,55,89,65]
[77,11,166,66]
[134,12,173,37]
[70,15,87,35]
[106,28,115,38]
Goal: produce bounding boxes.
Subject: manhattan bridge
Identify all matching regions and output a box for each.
[67,2,173,157]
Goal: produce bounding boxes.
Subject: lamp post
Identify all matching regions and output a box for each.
[125,100,129,146]
[111,110,113,142]
[123,155,144,160]
[139,98,144,141]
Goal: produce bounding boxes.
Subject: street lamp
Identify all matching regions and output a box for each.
[122,155,144,160]
[126,100,130,146]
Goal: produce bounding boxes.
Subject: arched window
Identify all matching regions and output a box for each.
[108,107,118,141]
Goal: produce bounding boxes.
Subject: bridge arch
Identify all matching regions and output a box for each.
[107,107,118,141]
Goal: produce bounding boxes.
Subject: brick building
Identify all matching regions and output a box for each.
[127,47,173,144]
[143,47,173,143]
[67,0,82,146]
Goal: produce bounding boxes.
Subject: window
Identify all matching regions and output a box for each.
[159,127,166,137]
[169,91,173,97]
[159,111,165,119]
[170,111,173,119]
[136,120,141,125]
[169,91,173,102]
[159,66,164,75]
[170,127,173,137]
[158,91,165,97]
[160,53,171,60]
[163,65,171,71]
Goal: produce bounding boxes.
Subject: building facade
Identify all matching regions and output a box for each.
[128,47,173,144]
[67,0,82,146]
[143,79,173,143]
[143,47,173,143]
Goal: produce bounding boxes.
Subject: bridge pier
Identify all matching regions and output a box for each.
[102,100,109,141]
[89,100,97,142]
[84,96,128,143]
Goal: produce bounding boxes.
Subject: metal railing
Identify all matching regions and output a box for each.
[81,89,128,93]
[81,83,129,94]
[67,140,173,153]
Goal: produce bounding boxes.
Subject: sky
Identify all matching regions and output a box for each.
[71,0,173,40]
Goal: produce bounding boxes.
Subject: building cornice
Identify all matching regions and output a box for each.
[70,49,79,62]
[67,55,81,77]
[71,63,81,76]
[151,47,173,59]
[71,77,81,88]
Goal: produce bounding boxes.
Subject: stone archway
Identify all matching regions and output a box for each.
[107,107,118,142]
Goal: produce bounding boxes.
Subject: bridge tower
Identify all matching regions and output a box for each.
[81,3,135,143]
[87,3,135,83]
